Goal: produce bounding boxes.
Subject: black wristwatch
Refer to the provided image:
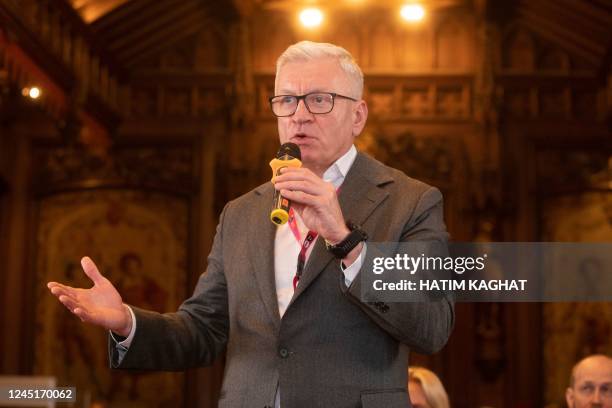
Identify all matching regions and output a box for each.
[325,221,368,259]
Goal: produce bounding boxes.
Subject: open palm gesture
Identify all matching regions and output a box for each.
[47,257,132,336]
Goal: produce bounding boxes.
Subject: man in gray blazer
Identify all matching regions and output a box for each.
[48,41,454,408]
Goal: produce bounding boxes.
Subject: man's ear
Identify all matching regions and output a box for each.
[565,387,574,408]
[352,100,368,136]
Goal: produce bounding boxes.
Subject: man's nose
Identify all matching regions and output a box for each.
[292,99,313,122]
[591,388,603,405]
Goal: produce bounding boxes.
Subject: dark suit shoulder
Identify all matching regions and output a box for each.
[355,152,437,195]
[220,181,272,215]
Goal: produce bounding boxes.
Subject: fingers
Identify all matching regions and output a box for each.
[47,256,104,292]
[57,294,92,322]
[274,180,322,196]
[72,308,91,322]
[274,170,335,198]
[81,256,104,285]
[72,308,86,321]
[58,294,80,311]
[278,166,311,174]
[47,282,78,298]
[48,282,80,314]
[280,189,318,205]
[274,167,318,183]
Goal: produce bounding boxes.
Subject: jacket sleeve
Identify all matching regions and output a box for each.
[342,186,455,354]
[109,203,231,371]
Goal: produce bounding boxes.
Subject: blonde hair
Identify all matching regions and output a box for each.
[409,366,450,408]
[275,41,364,99]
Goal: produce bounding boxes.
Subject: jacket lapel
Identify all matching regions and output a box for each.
[288,153,392,306]
[249,183,281,330]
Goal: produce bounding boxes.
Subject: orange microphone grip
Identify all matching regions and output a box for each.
[269,157,302,182]
[269,157,302,225]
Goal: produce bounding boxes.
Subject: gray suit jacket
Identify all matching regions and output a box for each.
[110,152,454,408]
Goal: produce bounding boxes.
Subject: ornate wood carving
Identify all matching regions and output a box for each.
[32,145,195,196]
[254,73,473,121]
[1,0,121,109]
[537,149,611,195]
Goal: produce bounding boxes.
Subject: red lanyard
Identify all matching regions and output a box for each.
[287,208,317,290]
[286,186,340,290]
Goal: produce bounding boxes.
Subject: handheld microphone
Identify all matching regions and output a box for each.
[270,142,302,225]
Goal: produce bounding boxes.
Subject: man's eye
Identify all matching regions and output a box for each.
[310,94,327,105]
[281,96,295,104]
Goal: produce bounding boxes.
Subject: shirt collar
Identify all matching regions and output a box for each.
[322,145,357,189]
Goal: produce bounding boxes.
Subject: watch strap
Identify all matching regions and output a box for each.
[326,221,368,259]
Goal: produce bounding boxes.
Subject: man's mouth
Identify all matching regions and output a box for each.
[291,133,313,141]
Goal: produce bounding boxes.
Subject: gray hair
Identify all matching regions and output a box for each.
[275,41,364,99]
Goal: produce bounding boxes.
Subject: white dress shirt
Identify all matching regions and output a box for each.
[274,144,364,318]
[272,145,365,407]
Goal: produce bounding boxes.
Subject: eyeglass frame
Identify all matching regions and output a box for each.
[268,92,359,117]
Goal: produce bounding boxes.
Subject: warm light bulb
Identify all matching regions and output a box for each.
[29,87,41,99]
[299,8,323,28]
[400,4,425,22]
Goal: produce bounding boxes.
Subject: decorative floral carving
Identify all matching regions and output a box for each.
[33,146,194,195]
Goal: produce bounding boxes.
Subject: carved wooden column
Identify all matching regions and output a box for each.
[471,3,512,407]
[474,2,543,406]
[473,0,504,241]
[0,78,12,373]
[226,7,260,200]
[0,121,33,374]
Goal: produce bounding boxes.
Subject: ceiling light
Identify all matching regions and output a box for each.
[22,87,41,99]
[299,8,323,28]
[29,87,41,99]
[400,4,425,22]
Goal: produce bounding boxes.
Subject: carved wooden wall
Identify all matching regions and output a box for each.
[0,1,610,407]
[536,147,612,407]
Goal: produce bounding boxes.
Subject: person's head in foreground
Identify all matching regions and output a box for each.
[408,366,450,408]
[566,354,612,408]
[271,40,368,176]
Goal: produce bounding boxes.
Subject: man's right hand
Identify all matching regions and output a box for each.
[47,256,133,337]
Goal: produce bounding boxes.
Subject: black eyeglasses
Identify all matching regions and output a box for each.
[269,92,358,117]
